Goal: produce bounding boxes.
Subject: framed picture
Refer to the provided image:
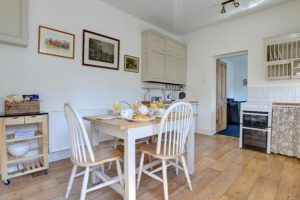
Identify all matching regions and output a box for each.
[82,30,120,70]
[38,26,75,59]
[124,55,139,73]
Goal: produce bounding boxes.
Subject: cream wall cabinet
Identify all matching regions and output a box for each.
[0,0,29,47]
[265,33,300,80]
[142,30,187,85]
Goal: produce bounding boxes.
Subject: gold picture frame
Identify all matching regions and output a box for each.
[38,26,75,59]
[124,55,139,73]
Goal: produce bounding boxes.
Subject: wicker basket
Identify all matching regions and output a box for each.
[5,101,40,115]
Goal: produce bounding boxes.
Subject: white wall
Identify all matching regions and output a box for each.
[182,0,300,135]
[0,0,178,160]
[222,55,248,101]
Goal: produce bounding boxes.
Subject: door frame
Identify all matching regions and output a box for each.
[214,50,248,134]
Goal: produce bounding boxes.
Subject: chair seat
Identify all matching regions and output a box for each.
[74,146,121,167]
[138,143,183,160]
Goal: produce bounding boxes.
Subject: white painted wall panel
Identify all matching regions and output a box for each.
[0,0,178,156]
[183,0,300,134]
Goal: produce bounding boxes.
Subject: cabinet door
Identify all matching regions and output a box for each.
[166,40,177,57]
[149,52,165,80]
[150,34,165,53]
[0,0,28,47]
[165,55,177,82]
[177,45,187,60]
[177,59,187,84]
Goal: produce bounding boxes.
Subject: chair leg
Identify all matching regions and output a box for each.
[162,160,169,200]
[80,167,90,200]
[136,152,145,189]
[175,158,179,175]
[108,161,113,171]
[101,164,105,174]
[116,159,124,187]
[181,156,193,191]
[108,138,118,171]
[65,165,77,199]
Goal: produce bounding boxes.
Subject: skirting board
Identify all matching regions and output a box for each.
[197,128,215,136]
[49,130,213,163]
[49,137,113,163]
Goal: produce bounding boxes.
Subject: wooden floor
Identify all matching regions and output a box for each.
[1,134,300,200]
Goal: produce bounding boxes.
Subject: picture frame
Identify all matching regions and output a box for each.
[38,26,75,59]
[82,30,120,70]
[124,55,139,73]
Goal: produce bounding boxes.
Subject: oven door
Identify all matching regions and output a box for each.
[242,111,270,129]
[242,127,268,153]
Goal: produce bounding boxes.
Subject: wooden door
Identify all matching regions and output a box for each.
[216,59,227,132]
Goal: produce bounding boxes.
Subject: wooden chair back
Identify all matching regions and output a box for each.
[64,103,95,164]
[156,101,193,157]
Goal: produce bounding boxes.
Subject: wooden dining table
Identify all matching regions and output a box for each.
[83,115,196,200]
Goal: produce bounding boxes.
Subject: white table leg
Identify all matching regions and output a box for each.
[89,123,100,184]
[124,130,136,200]
[187,118,195,174]
[89,122,100,147]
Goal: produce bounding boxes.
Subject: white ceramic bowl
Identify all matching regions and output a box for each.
[8,142,30,157]
[24,149,39,158]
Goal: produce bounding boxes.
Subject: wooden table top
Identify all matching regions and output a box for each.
[83,114,198,130]
[83,116,161,130]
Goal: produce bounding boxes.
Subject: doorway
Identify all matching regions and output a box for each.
[216,53,248,137]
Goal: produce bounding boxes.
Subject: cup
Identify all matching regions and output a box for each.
[139,105,149,115]
[112,101,121,111]
[158,108,166,116]
[133,101,139,109]
[121,109,133,119]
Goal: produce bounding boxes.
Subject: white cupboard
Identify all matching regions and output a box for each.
[0,0,29,47]
[142,30,187,85]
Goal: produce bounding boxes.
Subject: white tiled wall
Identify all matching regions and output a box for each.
[248,86,300,103]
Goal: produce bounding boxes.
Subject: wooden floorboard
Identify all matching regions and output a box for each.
[0,134,300,200]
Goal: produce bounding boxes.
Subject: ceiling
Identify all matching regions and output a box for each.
[99,0,295,35]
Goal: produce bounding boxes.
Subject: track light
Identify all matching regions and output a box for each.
[221,0,240,14]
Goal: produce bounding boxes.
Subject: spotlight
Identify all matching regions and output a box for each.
[233,1,240,7]
[221,5,226,14]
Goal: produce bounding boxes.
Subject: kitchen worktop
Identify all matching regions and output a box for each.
[272,102,300,106]
[142,100,199,105]
[163,100,199,105]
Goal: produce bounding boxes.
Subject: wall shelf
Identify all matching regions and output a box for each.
[7,154,44,165]
[6,131,42,143]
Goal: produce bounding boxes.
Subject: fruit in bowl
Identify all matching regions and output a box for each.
[8,142,30,157]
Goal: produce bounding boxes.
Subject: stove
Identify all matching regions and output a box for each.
[240,102,272,154]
